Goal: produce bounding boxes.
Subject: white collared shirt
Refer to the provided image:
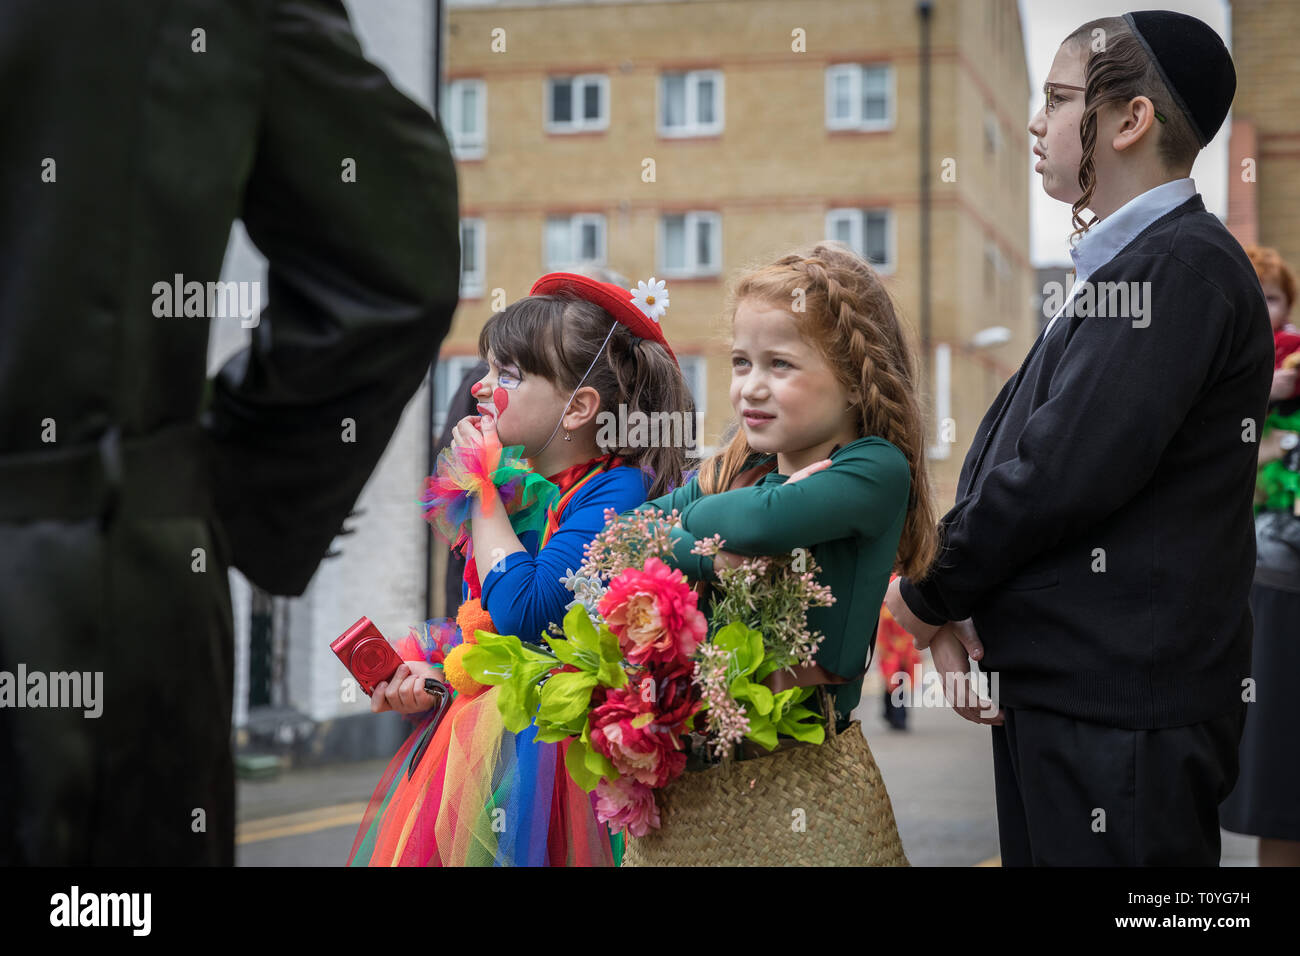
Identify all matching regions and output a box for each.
[1044,177,1198,338]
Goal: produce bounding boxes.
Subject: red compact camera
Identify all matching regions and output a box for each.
[331,617,404,697]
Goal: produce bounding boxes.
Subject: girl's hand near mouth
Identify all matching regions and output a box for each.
[454,412,502,455]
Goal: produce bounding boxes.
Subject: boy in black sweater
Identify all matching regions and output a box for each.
[886,11,1273,865]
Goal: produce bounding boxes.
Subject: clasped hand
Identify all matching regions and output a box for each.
[883,578,1002,725]
[926,620,1003,725]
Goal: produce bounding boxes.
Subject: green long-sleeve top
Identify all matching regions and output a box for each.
[631,436,912,716]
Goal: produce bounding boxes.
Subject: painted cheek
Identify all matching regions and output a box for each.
[492,387,509,416]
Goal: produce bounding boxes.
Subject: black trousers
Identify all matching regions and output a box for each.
[991,703,1246,866]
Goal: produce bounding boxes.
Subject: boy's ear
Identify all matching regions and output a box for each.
[1111,95,1160,153]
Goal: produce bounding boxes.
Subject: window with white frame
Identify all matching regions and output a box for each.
[544,214,606,269]
[443,79,486,158]
[825,64,892,131]
[826,209,893,272]
[433,355,488,438]
[546,75,609,133]
[983,241,1009,291]
[659,212,721,278]
[984,111,1001,155]
[659,70,724,136]
[459,219,485,298]
[675,354,709,455]
[984,241,1009,316]
[677,354,707,416]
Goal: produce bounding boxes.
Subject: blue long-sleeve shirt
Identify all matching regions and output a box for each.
[476,464,652,642]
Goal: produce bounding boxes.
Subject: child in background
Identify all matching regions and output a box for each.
[1244,245,1300,406]
[877,574,921,731]
[1222,248,1300,867]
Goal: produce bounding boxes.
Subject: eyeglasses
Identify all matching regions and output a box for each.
[1043,82,1166,123]
[1043,82,1084,112]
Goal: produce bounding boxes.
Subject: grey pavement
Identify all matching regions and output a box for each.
[851,671,999,866]
[234,664,1261,866]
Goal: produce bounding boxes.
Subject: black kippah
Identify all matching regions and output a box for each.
[1122,10,1235,148]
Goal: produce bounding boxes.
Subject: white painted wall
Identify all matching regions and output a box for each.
[211,0,439,728]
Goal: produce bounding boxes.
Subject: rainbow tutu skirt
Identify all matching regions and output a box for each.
[347,685,614,867]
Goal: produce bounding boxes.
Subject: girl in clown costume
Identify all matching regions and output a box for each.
[347,273,692,867]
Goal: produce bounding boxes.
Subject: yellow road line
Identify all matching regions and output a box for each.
[237,802,368,845]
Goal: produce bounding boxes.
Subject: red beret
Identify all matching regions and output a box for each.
[529,272,678,366]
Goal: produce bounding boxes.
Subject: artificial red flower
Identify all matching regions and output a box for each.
[588,684,687,789]
[630,660,701,744]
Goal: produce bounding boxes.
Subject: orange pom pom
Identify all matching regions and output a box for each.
[443,643,488,698]
[456,598,495,643]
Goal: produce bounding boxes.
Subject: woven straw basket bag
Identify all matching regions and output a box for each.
[622,689,909,866]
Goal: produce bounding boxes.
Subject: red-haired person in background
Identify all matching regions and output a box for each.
[877,574,921,731]
[1246,245,1300,405]
[1220,245,1300,867]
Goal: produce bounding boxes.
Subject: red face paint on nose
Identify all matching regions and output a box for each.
[470,380,487,399]
[492,387,509,416]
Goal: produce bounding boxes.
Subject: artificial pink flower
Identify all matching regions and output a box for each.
[594,776,661,837]
[598,557,706,666]
[588,684,687,789]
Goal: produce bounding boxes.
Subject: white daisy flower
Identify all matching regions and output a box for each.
[629,278,669,323]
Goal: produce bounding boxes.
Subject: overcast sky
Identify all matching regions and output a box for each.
[1017,0,1231,266]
